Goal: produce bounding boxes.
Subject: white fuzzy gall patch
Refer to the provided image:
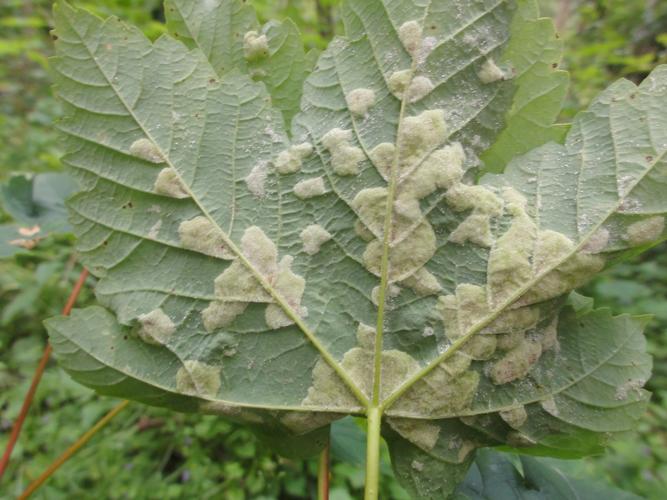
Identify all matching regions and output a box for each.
[388,69,412,99]
[322,128,352,149]
[137,308,176,345]
[243,31,269,60]
[369,142,395,179]
[418,36,437,63]
[401,267,442,296]
[346,88,376,116]
[265,255,306,329]
[178,216,234,259]
[202,301,247,332]
[582,228,610,254]
[499,406,528,429]
[398,20,422,56]
[478,59,506,84]
[540,397,559,416]
[294,177,327,200]
[388,418,440,451]
[322,128,364,176]
[245,163,269,198]
[130,138,163,163]
[625,216,665,246]
[209,226,307,330]
[300,224,332,255]
[449,213,494,247]
[176,360,221,397]
[154,168,189,199]
[400,110,448,165]
[275,143,314,175]
[371,284,401,306]
[356,323,376,349]
[242,226,278,276]
[406,76,434,103]
[292,142,314,158]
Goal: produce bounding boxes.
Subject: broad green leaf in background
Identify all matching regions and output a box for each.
[0,172,76,257]
[45,1,666,497]
[454,449,642,500]
[480,1,570,173]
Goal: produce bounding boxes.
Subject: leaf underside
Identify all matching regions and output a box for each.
[47,0,664,495]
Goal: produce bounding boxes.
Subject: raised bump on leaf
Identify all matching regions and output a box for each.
[388,69,412,99]
[625,216,665,246]
[357,323,376,350]
[130,138,163,163]
[211,226,307,329]
[398,20,422,57]
[400,267,442,296]
[294,177,327,199]
[243,30,269,60]
[488,337,543,385]
[369,142,395,179]
[582,228,610,254]
[275,143,314,174]
[478,59,506,84]
[322,128,364,176]
[449,213,494,247]
[154,168,189,199]
[406,76,435,103]
[303,332,424,408]
[265,256,307,329]
[487,205,536,303]
[245,162,269,198]
[540,397,559,416]
[446,184,504,216]
[176,360,221,397]
[399,110,447,167]
[615,378,647,401]
[300,224,332,256]
[388,418,441,451]
[499,406,528,429]
[394,363,479,415]
[202,301,247,333]
[399,144,465,199]
[137,308,176,345]
[371,283,401,307]
[363,222,436,282]
[346,88,376,116]
[179,216,235,259]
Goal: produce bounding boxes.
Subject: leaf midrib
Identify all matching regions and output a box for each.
[61,5,370,408]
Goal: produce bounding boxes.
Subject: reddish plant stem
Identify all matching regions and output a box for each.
[0,268,89,480]
[317,439,330,500]
[19,400,129,499]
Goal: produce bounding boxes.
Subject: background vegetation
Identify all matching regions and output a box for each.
[1,0,666,498]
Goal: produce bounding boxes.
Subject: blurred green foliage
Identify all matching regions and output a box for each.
[1,1,667,498]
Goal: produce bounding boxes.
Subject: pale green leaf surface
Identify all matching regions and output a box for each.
[481,4,569,173]
[165,0,308,127]
[47,1,665,496]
